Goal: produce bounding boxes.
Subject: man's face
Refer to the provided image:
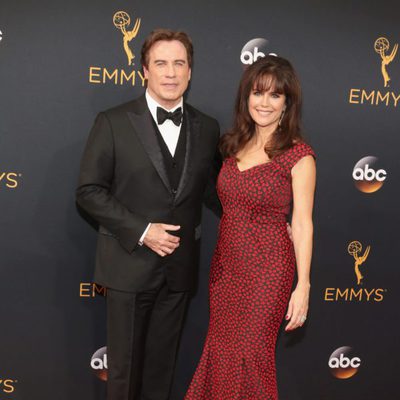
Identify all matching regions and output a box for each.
[143,40,191,109]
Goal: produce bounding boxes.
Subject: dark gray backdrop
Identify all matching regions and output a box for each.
[1,0,399,399]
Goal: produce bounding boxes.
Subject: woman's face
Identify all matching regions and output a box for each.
[248,81,286,131]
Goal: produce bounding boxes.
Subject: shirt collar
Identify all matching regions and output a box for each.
[145,90,184,123]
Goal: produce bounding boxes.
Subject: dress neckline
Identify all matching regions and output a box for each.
[234,158,273,173]
[233,143,305,173]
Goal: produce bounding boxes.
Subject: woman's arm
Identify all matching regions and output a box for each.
[285,155,316,331]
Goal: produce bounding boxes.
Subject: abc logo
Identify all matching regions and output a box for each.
[328,346,361,379]
[90,346,108,381]
[352,156,387,193]
[240,38,277,65]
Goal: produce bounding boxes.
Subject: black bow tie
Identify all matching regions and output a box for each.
[156,107,183,126]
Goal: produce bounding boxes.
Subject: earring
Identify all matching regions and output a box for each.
[278,109,286,127]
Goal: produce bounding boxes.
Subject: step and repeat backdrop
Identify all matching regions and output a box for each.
[1,0,399,399]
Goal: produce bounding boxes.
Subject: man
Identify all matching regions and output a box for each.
[76,29,221,400]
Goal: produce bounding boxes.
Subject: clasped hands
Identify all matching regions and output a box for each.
[143,223,180,257]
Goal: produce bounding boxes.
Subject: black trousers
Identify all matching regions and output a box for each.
[106,281,189,400]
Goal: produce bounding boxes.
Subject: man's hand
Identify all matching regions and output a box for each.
[143,223,181,257]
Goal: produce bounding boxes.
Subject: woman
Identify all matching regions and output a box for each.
[185,55,316,399]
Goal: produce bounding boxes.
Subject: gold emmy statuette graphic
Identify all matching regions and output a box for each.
[374,37,398,87]
[113,11,141,66]
[348,241,370,285]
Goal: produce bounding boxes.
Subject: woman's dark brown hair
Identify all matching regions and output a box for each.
[220,55,304,159]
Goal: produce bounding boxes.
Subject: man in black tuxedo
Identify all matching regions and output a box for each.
[76,29,221,400]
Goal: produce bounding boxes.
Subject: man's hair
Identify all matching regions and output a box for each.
[141,29,193,68]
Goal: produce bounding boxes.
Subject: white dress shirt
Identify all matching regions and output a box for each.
[138,91,184,245]
[145,90,183,156]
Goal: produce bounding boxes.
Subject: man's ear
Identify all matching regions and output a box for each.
[143,65,149,80]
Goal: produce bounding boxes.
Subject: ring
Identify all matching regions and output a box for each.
[300,315,307,323]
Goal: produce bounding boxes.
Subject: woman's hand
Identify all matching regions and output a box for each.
[285,283,310,331]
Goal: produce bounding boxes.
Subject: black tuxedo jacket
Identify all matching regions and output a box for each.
[76,95,221,292]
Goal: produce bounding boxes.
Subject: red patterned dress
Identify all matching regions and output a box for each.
[185,142,315,400]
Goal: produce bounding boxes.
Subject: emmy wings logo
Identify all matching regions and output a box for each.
[348,241,370,286]
[374,37,398,88]
[324,241,387,302]
[349,36,400,107]
[88,11,145,87]
[113,11,141,66]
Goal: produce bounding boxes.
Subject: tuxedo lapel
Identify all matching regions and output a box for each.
[127,96,171,192]
[175,105,201,200]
